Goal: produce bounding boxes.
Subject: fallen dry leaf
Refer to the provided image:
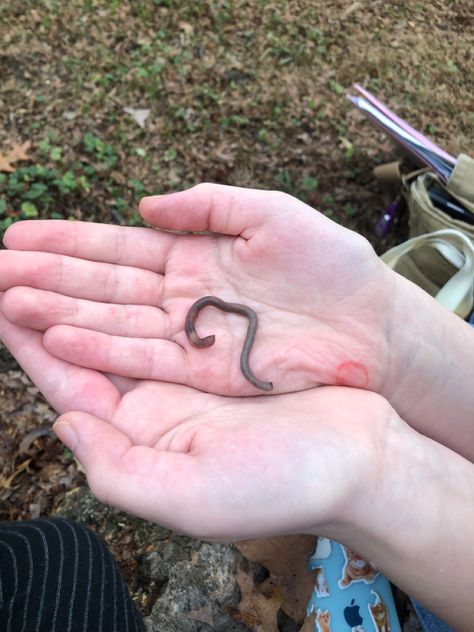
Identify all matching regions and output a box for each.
[0,140,32,172]
[178,21,193,34]
[340,1,362,19]
[227,564,283,632]
[0,458,32,489]
[0,154,15,172]
[187,603,214,626]
[298,610,316,632]
[9,141,31,162]
[123,107,151,129]
[235,535,317,624]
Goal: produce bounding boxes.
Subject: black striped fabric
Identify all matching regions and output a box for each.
[0,518,145,632]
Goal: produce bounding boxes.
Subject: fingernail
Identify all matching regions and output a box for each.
[53,421,78,451]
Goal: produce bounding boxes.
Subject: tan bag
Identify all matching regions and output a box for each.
[377,154,474,319]
[407,154,474,241]
[373,153,474,241]
[381,229,474,319]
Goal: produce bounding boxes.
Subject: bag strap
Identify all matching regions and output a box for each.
[373,161,429,189]
[372,161,402,189]
[381,229,474,316]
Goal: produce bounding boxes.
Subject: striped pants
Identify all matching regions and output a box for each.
[0,518,145,632]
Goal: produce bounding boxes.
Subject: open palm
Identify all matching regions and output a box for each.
[0,306,395,539]
[1,184,395,395]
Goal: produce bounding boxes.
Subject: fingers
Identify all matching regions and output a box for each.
[43,324,190,385]
[1,287,171,338]
[3,220,177,272]
[0,250,163,305]
[139,183,300,237]
[0,302,120,418]
[53,411,206,532]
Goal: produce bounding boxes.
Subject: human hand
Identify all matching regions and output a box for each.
[0,184,395,396]
[0,295,400,537]
[3,293,473,632]
[52,383,402,540]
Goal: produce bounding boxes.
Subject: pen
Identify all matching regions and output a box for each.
[428,187,474,226]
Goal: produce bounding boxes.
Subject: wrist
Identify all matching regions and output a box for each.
[318,403,412,544]
[307,392,406,541]
[322,418,474,631]
[380,270,474,459]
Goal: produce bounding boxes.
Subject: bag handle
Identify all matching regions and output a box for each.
[381,229,474,317]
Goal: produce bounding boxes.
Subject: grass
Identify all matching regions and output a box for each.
[1,1,472,248]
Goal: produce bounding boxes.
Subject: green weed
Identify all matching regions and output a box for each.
[0,132,148,238]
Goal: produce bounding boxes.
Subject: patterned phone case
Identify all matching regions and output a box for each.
[307,538,401,631]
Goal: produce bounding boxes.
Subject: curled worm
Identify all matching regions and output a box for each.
[185,296,273,391]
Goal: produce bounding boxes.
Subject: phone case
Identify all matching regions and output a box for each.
[307,538,401,631]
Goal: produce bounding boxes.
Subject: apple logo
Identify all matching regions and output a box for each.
[343,599,363,627]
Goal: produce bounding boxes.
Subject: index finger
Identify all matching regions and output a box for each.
[3,220,177,272]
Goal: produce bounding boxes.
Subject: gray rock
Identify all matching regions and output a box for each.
[144,540,251,631]
[56,486,252,631]
[56,487,421,631]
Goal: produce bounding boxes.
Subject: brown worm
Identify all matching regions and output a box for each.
[185,296,273,391]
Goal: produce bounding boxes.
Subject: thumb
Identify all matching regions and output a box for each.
[139,183,294,237]
[53,411,130,463]
[53,412,132,502]
[52,412,204,532]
